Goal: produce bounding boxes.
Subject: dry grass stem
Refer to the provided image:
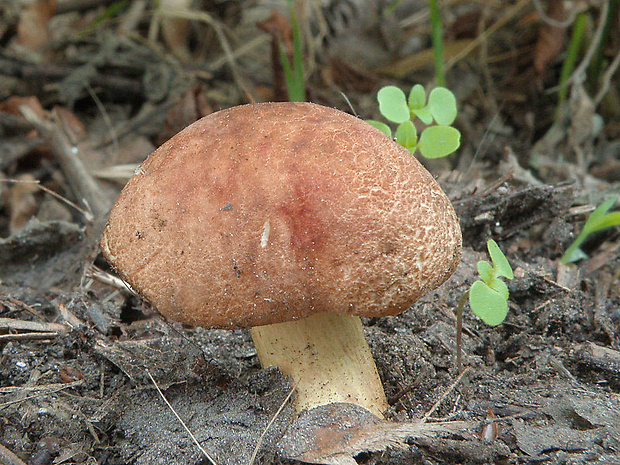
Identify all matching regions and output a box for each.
[249,386,295,465]
[146,369,220,465]
[422,367,471,423]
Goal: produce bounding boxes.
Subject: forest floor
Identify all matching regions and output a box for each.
[1,1,619,464]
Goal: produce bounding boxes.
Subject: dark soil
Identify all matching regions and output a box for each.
[1,1,619,464]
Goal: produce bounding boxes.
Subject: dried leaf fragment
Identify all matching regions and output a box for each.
[534,0,567,77]
[279,403,471,465]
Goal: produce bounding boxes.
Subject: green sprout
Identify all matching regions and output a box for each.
[367,84,460,159]
[456,239,514,372]
[280,0,306,102]
[429,0,446,87]
[561,196,620,264]
[556,12,587,118]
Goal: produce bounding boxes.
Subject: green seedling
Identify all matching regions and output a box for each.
[556,12,587,118]
[456,239,514,372]
[367,84,460,159]
[280,0,306,102]
[561,196,620,264]
[429,0,446,86]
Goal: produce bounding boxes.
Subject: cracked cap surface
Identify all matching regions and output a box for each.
[101,102,462,328]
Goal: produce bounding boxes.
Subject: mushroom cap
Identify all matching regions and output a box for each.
[101,102,462,328]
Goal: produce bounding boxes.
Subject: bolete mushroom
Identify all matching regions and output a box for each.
[101,102,461,418]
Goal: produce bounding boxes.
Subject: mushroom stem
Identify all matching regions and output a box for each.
[250,313,388,418]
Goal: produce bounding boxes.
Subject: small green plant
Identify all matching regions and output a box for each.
[556,12,587,118]
[280,0,306,102]
[456,239,514,371]
[429,0,446,87]
[561,196,620,264]
[367,84,460,159]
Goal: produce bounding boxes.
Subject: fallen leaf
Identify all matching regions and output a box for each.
[52,106,87,145]
[158,84,212,145]
[16,0,57,52]
[479,407,499,441]
[279,403,471,465]
[0,95,46,120]
[257,9,294,101]
[160,0,193,62]
[534,0,566,77]
[8,173,40,235]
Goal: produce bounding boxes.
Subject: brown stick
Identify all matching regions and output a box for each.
[0,443,27,465]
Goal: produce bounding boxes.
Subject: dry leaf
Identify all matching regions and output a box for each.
[534,0,566,77]
[8,173,40,235]
[0,95,46,120]
[160,0,193,61]
[279,403,470,465]
[59,366,86,383]
[479,407,499,441]
[52,106,87,145]
[16,0,57,52]
[158,84,212,145]
[257,9,295,101]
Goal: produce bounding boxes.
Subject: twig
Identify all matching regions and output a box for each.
[249,386,295,465]
[532,0,581,27]
[146,369,220,465]
[455,292,469,373]
[0,317,68,333]
[0,443,28,465]
[565,0,610,87]
[0,381,84,394]
[594,48,620,107]
[87,265,134,294]
[0,293,46,320]
[155,8,256,103]
[55,301,86,328]
[18,105,109,222]
[0,332,59,342]
[445,0,530,71]
[0,56,143,100]
[0,177,91,218]
[422,367,470,423]
[0,381,85,409]
[85,82,119,160]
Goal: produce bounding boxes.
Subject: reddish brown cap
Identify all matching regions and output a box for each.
[101,102,461,328]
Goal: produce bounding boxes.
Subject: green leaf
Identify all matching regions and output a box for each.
[413,106,433,125]
[561,196,619,264]
[428,87,457,125]
[488,278,509,300]
[408,84,427,109]
[469,281,509,326]
[378,86,410,123]
[366,120,392,138]
[589,212,620,232]
[585,196,617,228]
[395,120,418,152]
[562,246,588,264]
[418,125,461,158]
[476,260,494,283]
[487,239,513,279]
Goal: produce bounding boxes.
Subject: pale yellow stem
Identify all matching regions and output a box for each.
[250,313,388,418]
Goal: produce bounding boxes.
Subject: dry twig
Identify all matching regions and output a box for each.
[0,443,27,465]
[0,317,68,333]
[18,105,109,222]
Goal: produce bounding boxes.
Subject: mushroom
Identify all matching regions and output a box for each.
[100,102,461,418]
